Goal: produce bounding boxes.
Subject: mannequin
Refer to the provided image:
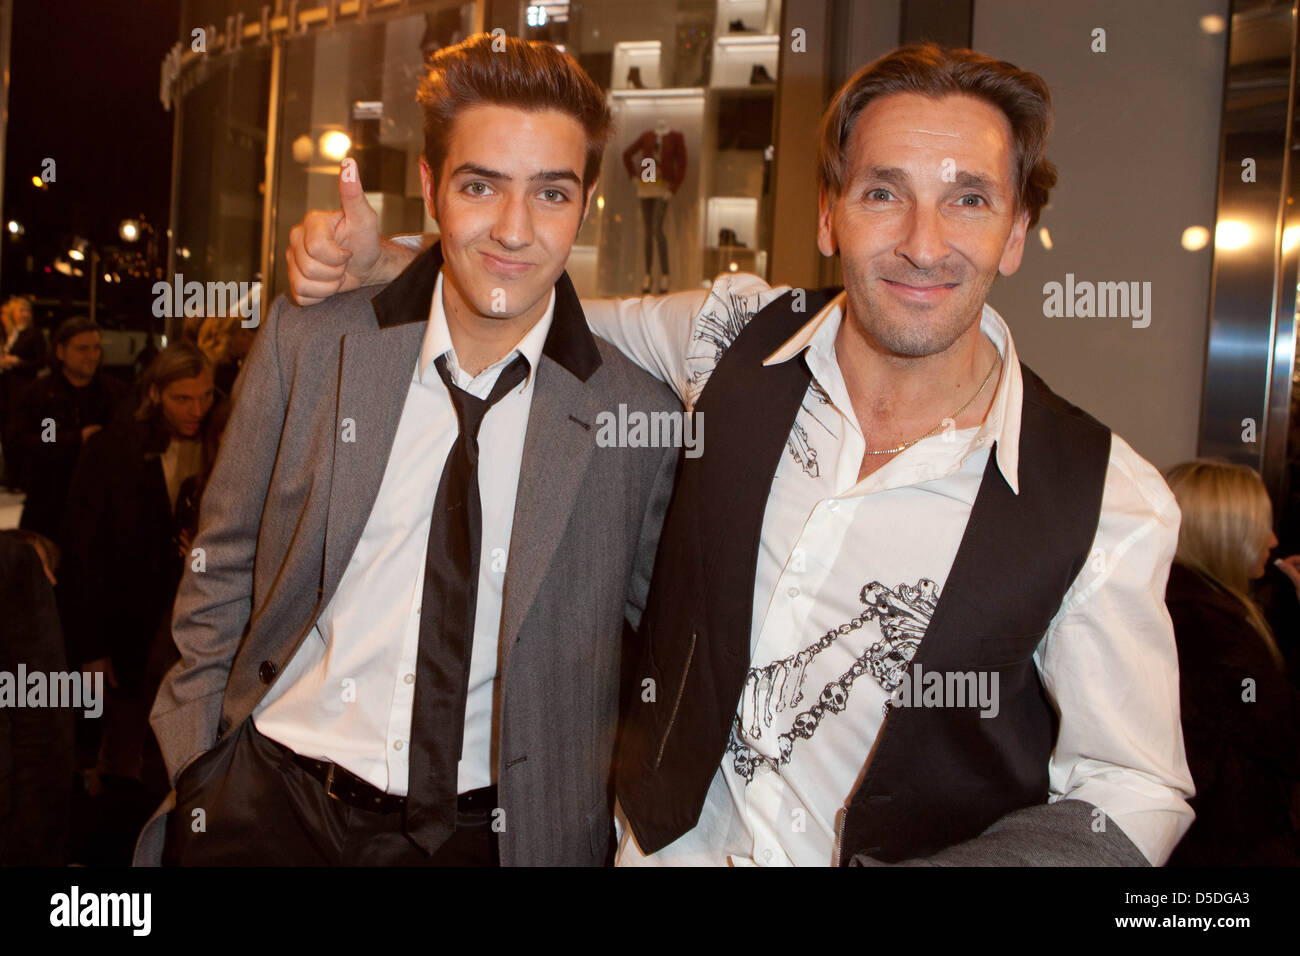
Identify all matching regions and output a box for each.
[622,118,687,293]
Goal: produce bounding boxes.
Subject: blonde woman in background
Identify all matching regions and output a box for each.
[1164,458,1300,865]
[196,314,253,397]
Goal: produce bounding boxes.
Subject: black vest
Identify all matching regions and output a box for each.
[615,287,1112,863]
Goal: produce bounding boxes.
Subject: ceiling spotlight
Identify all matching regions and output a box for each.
[319,130,352,162]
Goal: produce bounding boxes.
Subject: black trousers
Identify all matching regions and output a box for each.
[163,718,499,866]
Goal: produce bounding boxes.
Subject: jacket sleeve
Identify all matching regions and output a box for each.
[625,438,680,631]
[622,134,645,180]
[148,296,290,785]
[850,799,1149,867]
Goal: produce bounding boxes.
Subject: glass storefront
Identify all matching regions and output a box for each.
[504,0,783,295]
[170,0,783,306]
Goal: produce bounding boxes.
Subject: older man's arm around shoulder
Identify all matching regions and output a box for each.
[854,437,1195,867]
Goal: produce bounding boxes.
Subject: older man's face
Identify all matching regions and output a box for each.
[818,92,1029,358]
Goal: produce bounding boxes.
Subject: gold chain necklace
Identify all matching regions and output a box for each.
[863,351,1002,456]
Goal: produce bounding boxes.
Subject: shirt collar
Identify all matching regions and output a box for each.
[761,290,1024,495]
[373,240,600,382]
[417,268,556,392]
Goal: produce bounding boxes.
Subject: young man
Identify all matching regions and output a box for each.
[135,34,679,866]
[288,43,1194,867]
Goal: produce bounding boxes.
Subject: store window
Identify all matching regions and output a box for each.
[172,45,271,303]
[508,0,783,296]
[267,3,476,302]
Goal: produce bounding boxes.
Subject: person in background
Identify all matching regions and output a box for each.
[0,528,75,865]
[196,314,254,397]
[11,317,127,540]
[1164,459,1300,866]
[0,295,45,487]
[58,343,220,857]
[0,295,44,379]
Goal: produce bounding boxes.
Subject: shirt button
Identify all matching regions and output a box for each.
[762,848,774,863]
[393,740,404,751]
[827,499,839,511]
[415,606,422,615]
[404,673,415,685]
[787,586,799,599]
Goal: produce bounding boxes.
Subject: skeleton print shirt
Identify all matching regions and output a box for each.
[581,274,1192,868]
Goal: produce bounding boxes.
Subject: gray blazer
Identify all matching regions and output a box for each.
[134,243,680,866]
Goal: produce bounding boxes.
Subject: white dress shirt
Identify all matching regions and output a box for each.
[253,269,555,796]
[579,274,1195,867]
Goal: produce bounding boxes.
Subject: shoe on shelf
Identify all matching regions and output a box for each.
[627,66,645,89]
[729,18,750,32]
[749,64,775,85]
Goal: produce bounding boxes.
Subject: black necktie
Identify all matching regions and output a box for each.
[405,351,530,854]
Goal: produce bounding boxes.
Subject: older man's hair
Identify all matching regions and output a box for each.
[817,42,1058,228]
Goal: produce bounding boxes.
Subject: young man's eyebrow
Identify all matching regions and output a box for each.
[531,169,582,187]
[449,162,506,179]
[449,163,581,187]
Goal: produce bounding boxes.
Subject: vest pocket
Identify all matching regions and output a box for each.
[976,632,1045,667]
[654,630,697,770]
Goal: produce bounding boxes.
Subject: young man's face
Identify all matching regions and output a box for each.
[818,92,1029,358]
[153,369,215,438]
[57,330,103,380]
[419,104,596,327]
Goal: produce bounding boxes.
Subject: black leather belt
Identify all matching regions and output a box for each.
[290,751,497,818]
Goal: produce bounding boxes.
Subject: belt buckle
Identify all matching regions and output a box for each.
[323,762,340,801]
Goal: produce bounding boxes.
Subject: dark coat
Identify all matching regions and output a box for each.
[57,414,187,692]
[0,531,75,865]
[1166,562,1300,865]
[11,370,128,540]
[3,325,46,382]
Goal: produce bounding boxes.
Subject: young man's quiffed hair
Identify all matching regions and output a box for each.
[818,42,1058,228]
[417,33,613,203]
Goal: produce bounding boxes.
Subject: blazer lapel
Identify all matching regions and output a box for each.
[321,322,425,598]
[321,242,444,599]
[498,358,601,656]
[498,269,604,658]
